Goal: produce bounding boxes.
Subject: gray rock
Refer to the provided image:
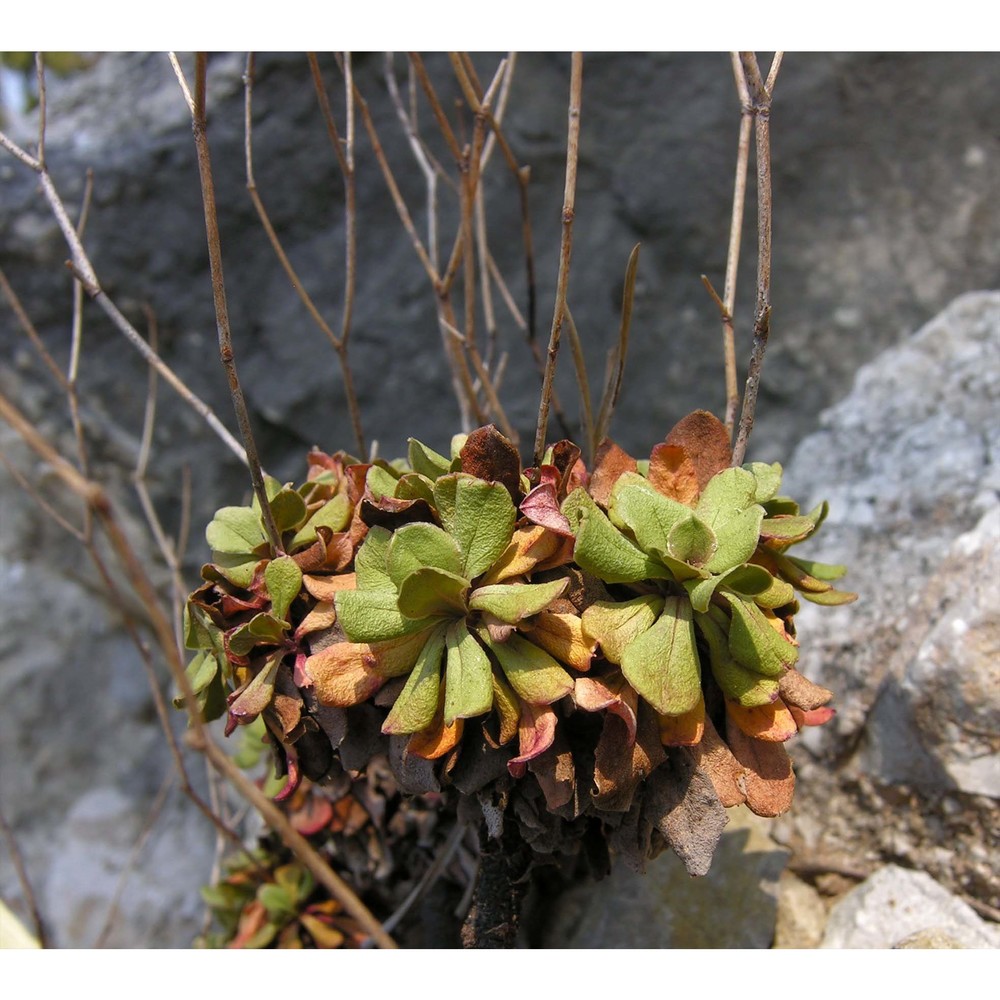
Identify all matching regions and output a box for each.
[773,871,828,949]
[544,806,788,948]
[783,291,1000,756]
[821,864,1000,949]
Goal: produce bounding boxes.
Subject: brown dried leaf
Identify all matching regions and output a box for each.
[529,733,576,812]
[592,701,665,812]
[549,440,583,494]
[589,439,638,508]
[725,717,796,817]
[295,601,337,639]
[643,749,728,877]
[648,442,700,505]
[664,410,732,492]
[690,714,746,808]
[460,425,523,501]
[305,642,384,707]
[778,667,834,711]
[302,572,357,603]
[387,734,441,794]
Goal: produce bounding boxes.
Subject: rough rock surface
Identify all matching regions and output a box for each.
[820,865,1000,949]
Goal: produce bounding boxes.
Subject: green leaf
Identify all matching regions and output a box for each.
[481,631,574,706]
[800,587,858,606]
[265,555,302,624]
[228,652,282,726]
[684,573,726,614]
[695,468,765,574]
[696,610,779,707]
[335,588,440,642]
[666,514,717,567]
[760,515,821,544]
[750,574,797,609]
[257,884,296,922]
[408,438,453,480]
[206,506,267,555]
[726,595,799,675]
[173,650,219,709]
[207,552,260,589]
[289,495,351,550]
[608,478,691,554]
[354,526,395,591]
[366,464,400,501]
[228,613,287,656]
[581,595,664,664]
[394,473,436,505]
[467,578,568,625]
[563,489,670,584]
[386,522,463,588]
[744,462,783,503]
[444,620,494,724]
[620,596,701,716]
[450,434,468,461]
[184,603,220,652]
[268,488,308,534]
[721,563,774,597]
[438,475,517,580]
[763,496,800,517]
[786,556,847,582]
[396,567,469,619]
[382,624,447,734]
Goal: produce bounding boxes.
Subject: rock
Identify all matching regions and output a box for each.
[862,503,1000,797]
[894,928,967,949]
[543,805,788,948]
[783,291,1000,756]
[820,865,999,949]
[773,871,828,949]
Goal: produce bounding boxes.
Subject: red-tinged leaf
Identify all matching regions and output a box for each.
[778,668,834,711]
[726,698,799,741]
[589,439,638,508]
[549,440,583,494]
[573,672,638,745]
[305,643,385,707]
[228,899,272,950]
[565,457,589,494]
[293,651,310,688]
[664,410,732,491]
[289,794,334,836]
[521,482,574,536]
[648,442,700,505]
[690,714,745,808]
[507,702,558,778]
[302,571,357,603]
[227,653,281,732]
[725,718,796,818]
[658,693,705,746]
[460,425,523,501]
[788,704,836,729]
[273,749,301,803]
[359,494,436,531]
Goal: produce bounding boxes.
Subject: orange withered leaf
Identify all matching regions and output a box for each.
[589,439,638,507]
[648,442,700,505]
[725,718,796,818]
[658,693,706,746]
[726,697,799,742]
[664,409,732,491]
[690,715,745,808]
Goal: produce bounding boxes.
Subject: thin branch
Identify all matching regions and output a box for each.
[563,305,593,458]
[731,51,780,467]
[0,265,68,389]
[593,243,641,454]
[0,122,248,466]
[245,54,365,457]
[0,801,48,948]
[0,449,85,540]
[34,53,47,167]
[0,386,397,949]
[717,51,754,439]
[190,53,282,554]
[168,52,195,116]
[534,53,583,466]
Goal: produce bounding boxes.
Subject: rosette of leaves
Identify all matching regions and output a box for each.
[564,410,855,818]
[307,428,593,775]
[182,450,365,792]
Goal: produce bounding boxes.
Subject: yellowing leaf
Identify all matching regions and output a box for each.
[381,625,447,735]
[581,595,663,664]
[482,631,574,706]
[305,643,384,707]
[478,525,564,584]
[726,698,798,741]
[658,692,705,746]
[523,610,595,672]
[468,578,568,624]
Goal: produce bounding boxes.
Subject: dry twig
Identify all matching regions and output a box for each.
[0,801,48,948]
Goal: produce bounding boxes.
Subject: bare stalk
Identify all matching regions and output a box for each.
[731,52,781,467]
[0,800,48,948]
[188,53,282,554]
[245,54,365,456]
[0,386,397,949]
[0,124,248,466]
[534,53,583,465]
